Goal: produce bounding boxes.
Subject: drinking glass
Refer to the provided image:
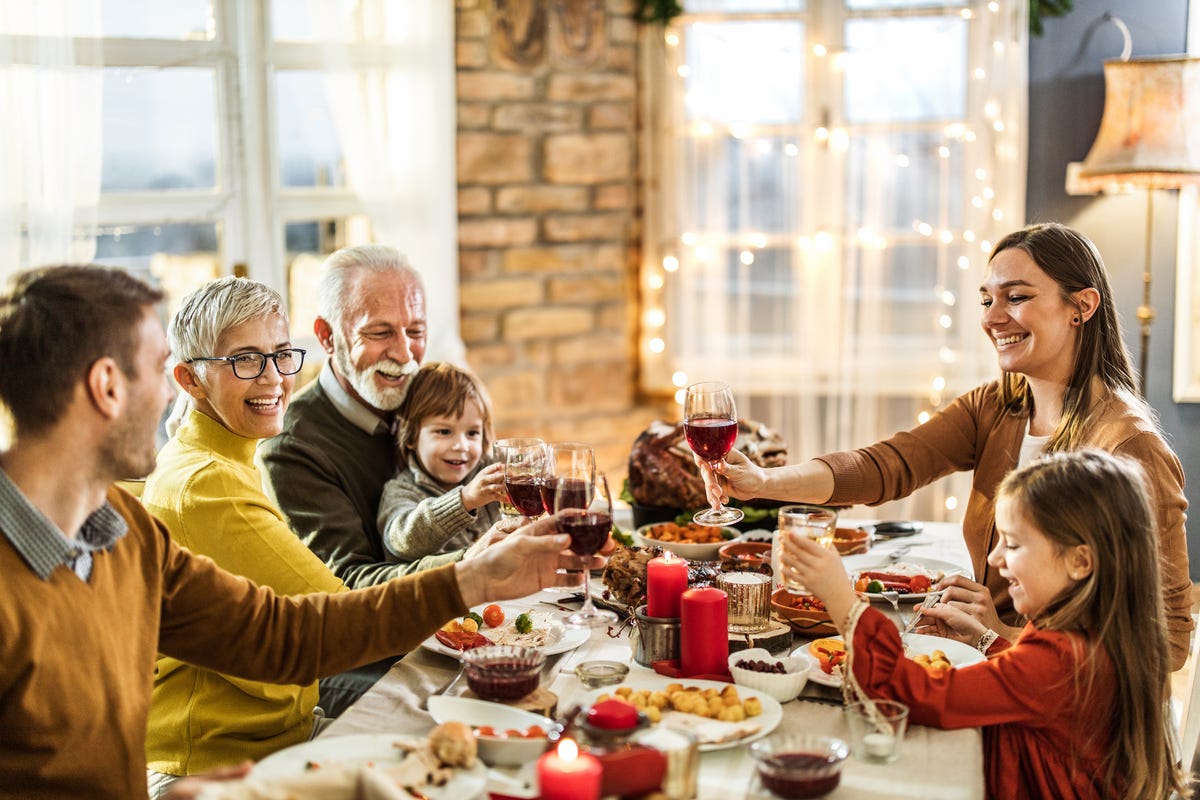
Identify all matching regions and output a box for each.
[683,381,743,526]
[778,504,838,595]
[540,441,595,515]
[498,438,547,518]
[557,473,617,628]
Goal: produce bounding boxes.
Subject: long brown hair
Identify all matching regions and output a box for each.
[997,450,1187,798]
[989,223,1143,450]
[394,361,494,471]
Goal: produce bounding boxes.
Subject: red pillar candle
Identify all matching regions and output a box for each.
[679,586,728,677]
[646,551,688,618]
[537,737,602,800]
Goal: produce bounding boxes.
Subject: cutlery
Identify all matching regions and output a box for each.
[418,664,465,711]
[879,590,913,644]
[885,543,916,563]
[901,594,942,639]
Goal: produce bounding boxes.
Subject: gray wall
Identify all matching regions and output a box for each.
[1028,0,1200,579]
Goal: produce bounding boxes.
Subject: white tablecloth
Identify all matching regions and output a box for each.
[324,518,985,799]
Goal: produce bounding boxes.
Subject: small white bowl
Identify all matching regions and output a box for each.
[634,522,743,561]
[728,647,811,703]
[426,695,552,766]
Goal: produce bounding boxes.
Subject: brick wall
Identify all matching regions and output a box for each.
[455,0,671,486]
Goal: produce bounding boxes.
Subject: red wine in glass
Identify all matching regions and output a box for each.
[560,511,612,556]
[557,473,617,628]
[684,417,738,462]
[505,477,545,517]
[540,476,589,515]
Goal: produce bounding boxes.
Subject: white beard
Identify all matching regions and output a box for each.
[331,336,420,412]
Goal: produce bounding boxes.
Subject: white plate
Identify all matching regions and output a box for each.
[576,674,782,752]
[842,554,968,602]
[796,632,986,688]
[250,733,488,799]
[427,696,552,767]
[420,604,589,659]
[633,523,743,562]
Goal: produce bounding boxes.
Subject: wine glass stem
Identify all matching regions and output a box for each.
[578,566,595,614]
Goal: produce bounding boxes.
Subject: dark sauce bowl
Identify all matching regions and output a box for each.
[461,645,546,701]
[750,734,849,799]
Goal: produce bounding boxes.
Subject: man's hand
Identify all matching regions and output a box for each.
[455,516,603,607]
[162,762,252,799]
[461,463,506,512]
[460,515,523,562]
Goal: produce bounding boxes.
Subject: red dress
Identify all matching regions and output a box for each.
[848,607,1115,799]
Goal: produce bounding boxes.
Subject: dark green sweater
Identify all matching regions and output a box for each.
[257,377,459,588]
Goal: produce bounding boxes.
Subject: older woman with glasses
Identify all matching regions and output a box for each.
[141,277,339,795]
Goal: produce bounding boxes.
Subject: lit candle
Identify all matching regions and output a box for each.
[863,731,896,760]
[679,586,728,676]
[537,737,602,800]
[646,552,688,618]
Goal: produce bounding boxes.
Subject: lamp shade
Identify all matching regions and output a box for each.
[1073,56,1200,192]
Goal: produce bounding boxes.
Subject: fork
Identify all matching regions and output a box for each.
[885,543,916,564]
[418,664,465,711]
[879,590,912,644]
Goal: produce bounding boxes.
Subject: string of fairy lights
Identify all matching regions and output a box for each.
[640,1,1022,516]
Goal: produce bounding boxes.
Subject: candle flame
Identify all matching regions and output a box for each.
[557,737,579,761]
[663,551,675,563]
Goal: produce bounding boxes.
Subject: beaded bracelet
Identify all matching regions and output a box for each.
[975,628,999,655]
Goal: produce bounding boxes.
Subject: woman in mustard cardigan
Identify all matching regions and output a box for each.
[142,277,344,795]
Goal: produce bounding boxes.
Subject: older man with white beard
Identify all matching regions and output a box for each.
[258,244,506,715]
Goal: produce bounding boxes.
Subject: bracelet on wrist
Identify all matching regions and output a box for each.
[975,628,999,654]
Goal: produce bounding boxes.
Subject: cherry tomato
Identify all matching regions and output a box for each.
[482,604,505,628]
[475,725,496,737]
[504,729,523,738]
[908,575,932,594]
[525,725,547,738]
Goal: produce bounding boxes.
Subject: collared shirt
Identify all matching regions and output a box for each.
[318,361,391,436]
[0,467,127,581]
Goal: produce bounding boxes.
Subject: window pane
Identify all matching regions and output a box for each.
[275,71,347,188]
[101,68,217,191]
[847,0,964,8]
[844,17,966,123]
[270,0,438,42]
[684,135,802,234]
[845,133,965,230]
[684,0,807,10]
[93,222,221,312]
[101,0,214,40]
[685,21,805,124]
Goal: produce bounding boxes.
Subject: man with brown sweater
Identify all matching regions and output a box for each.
[0,265,583,800]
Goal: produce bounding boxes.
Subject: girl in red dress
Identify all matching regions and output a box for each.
[787,450,1188,799]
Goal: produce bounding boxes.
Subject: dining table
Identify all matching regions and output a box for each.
[321,515,985,799]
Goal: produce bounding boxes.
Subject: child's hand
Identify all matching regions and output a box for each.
[912,601,988,646]
[462,463,507,512]
[779,535,858,632]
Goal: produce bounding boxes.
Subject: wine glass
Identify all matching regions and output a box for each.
[498,438,547,518]
[540,442,596,515]
[683,381,744,526]
[557,473,617,628]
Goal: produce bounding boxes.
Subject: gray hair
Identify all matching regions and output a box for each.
[316,244,423,330]
[169,276,287,369]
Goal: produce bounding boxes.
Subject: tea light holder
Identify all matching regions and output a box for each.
[632,605,681,667]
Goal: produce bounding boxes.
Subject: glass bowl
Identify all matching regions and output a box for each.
[575,660,630,689]
[461,645,546,701]
[750,734,849,799]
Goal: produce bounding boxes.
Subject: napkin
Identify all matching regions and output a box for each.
[650,658,733,683]
[196,764,425,799]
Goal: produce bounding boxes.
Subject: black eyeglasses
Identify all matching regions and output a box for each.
[186,348,306,380]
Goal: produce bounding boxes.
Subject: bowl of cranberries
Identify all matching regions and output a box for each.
[728,647,812,703]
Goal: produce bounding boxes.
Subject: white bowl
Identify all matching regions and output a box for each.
[728,647,811,703]
[426,695,552,766]
[634,522,743,561]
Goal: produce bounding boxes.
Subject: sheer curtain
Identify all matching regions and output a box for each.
[0,0,102,281]
[307,0,464,363]
[642,1,1028,522]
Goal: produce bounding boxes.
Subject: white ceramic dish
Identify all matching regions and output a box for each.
[728,647,811,703]
[576,674,782,752]
[420,604,589,659]
[633,522,743,561]
[842,555,969,602]
[796,632,986,688]
[426,696,552,767]
[249,733,487,799]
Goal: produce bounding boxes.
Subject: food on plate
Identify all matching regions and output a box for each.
[735,658,788,675]
[852,562,941,595]
[434,627,493,652]
[775,593,826,613]
[627,419,788,509]
[808,638,847,675]
[513,612,533,635]
[911,649,954,675]
[474,724,547,740]
[600,545,720,608]
[640,521,733,545]
[482,604,505,628]
[593,684,765,745]
[438,610,553,650]
[460,616,480,633]
[428,721,477,768]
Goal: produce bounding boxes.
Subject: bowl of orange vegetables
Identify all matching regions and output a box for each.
[635,521,743,561]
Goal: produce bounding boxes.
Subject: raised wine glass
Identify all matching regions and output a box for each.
[540,442,596,515]
[683,381,744,526]
[499,438,547,518]
[557,473,617,628]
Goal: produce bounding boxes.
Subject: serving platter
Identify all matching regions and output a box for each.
[633,522,743,561]
[575,674,782,752]
[248,733,488,799]
[420,604,589,659]
[798,632,985,688]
